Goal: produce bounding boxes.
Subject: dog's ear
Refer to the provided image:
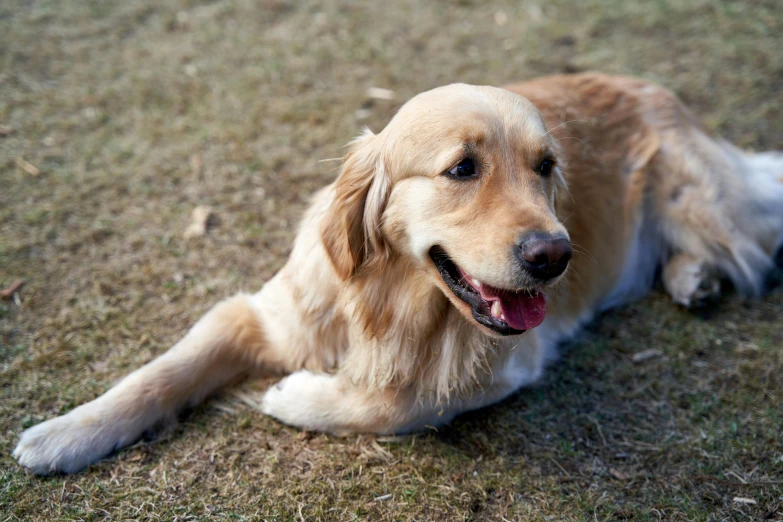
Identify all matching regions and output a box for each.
[321,129,391,280]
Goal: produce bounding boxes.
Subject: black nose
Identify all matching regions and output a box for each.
[516,231,572,281]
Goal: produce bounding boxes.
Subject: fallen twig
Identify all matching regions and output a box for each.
[0,280,24,299]
[631,349,663,364]
[15,157,39,176]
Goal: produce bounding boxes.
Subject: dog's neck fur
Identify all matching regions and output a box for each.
[336,252,517,403]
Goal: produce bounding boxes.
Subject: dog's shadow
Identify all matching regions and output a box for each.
[435,324,652,466]
[434,261,783,475]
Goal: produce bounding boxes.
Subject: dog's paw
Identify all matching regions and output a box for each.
[14,407,126,475]
[663,255,720,307]
[261,371,338,432]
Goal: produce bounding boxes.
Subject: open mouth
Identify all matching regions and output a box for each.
[429,246,546,336]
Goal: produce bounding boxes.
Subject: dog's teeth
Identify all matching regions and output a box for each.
[471,278,482,289]
[491,301,502,319]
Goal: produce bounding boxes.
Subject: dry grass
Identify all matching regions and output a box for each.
[1,0,782,519]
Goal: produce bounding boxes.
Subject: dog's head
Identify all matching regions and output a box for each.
[322,84,571,336]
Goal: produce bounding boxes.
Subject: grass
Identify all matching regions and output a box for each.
[1,0,782,519]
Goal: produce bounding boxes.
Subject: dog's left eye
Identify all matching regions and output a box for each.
[447,158,477,179]
[538,159,555,177]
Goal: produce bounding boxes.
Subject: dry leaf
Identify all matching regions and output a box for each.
[184,205,214,239]
[366,87,395,100]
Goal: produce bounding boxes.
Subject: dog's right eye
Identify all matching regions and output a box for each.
[446,158,477,179]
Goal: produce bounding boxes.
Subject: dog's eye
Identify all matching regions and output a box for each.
[538,159,555,177]
[447,158,477,179]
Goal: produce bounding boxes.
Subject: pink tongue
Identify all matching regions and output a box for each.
[479,286,547,331]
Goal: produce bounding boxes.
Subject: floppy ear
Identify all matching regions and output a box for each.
[321,129,391,280]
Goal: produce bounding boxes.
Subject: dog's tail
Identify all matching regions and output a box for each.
[13,294,276,475]
[745,149,783,264]
[724,145,783,288]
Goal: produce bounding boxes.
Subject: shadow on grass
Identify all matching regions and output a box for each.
[434,280,782,500]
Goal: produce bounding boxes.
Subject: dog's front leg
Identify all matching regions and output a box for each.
[260,370,445,435]
[260,351,540,436]
[14,294,281,475]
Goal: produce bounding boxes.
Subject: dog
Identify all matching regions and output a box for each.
[14,73,783,474]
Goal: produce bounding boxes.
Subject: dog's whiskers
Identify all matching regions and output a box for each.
[552,136,584,143]
[560,210,577,225]
[544,119,588,137]
[570,242,597,265]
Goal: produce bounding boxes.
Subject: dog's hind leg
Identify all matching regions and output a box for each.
[663,252,721,307]
[14,294,282,475]
[647,104,783,305]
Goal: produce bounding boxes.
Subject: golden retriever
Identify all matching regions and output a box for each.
[14,73,783,474]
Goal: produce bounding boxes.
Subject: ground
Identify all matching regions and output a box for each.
[1,0,782,520]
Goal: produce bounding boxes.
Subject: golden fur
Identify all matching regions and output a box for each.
[14,73,783,474]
